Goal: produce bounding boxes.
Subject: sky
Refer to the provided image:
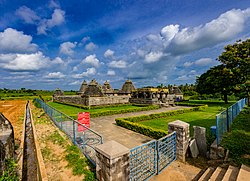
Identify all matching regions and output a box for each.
[0,0,250,90]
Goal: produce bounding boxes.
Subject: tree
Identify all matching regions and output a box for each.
[196,64,235,103]
[218,39,250,99]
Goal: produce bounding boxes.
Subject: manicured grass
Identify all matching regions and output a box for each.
[221,106,250,166]
[48,102,159,118]
[139,101,233,136]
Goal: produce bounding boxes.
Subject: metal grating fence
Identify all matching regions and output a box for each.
[216,98,248,145]
[157,131,176,174]
[34,98,103,166]
[129,131,176,181]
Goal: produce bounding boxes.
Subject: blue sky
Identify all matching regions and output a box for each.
[0,0,250,90]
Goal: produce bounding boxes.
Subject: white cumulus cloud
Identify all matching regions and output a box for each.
[0,28,37,53]
[85,42,97,51]
[161,24,179,41]
[0,52,49,71]
[72,67,96,78]
[82,54,100,67]
[37,9,65,35]
[168,8,250,55]
[108,60,127,68]
[44,72,65,78]
[15,6,40,24]
[107,70,116,76]
[144,51,163,63]
[195,58,213,66]
[59,42,76,56]
[104,49,114,58]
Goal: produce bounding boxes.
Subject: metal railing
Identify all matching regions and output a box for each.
[34,98,103,166]
[216,98,248,145]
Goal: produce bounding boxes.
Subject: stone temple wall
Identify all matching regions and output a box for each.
[0,113,15,176]
[53,95,130,106]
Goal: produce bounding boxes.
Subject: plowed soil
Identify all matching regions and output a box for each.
[0,100,26,143]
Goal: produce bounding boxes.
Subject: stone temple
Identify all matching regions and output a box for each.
[53,79,183,107]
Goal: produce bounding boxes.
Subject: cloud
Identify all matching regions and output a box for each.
[144,51,163,63]
[15,6,40,24]
[195,58,213,66]
[176,75,190,81]
[52,57,64,64]
[0,52,49,71]
[161,24,179,41]
[49,0,60,9]
[59,42,76,56]
[168,8,250,55]
[82,54,100,67]
[72,67,96,78]
[0,28,38,53]
[69,80,81,85]
[85,42,97,51]
[104,49,114,58]
[107,70,116,76]
[37,9,65,35]
[108,60,127,68]
[183,62,193,67]
[183,58,213,67]
[44,72,65,78]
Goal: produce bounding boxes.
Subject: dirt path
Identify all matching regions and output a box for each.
[90,106,189,149]
[30,104,85,181]
[0,100,26,145]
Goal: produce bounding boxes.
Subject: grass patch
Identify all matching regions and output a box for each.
[48,131,67,146]
[0,159,19,181]
[48,101,159,118]
[221,106,250,166]
[65,145,96,180]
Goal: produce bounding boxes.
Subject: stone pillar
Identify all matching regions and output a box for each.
[193,126,207,157]
[95,140,130,181]
[168,120,189,162]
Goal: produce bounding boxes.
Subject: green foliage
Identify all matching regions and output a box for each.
[48,102,160,118]
[196,39,250,102]
[48,131,66,146]
[0,159,18,181]
[115,105,208,139]
[221,107,250,166]
[65,145,96,180]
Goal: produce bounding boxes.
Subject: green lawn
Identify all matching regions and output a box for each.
[139,101,233,136]
[47,102,158,118]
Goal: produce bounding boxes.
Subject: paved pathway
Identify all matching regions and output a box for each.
[90,106,188,149]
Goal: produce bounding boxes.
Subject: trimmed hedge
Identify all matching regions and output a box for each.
[115,105,208,139]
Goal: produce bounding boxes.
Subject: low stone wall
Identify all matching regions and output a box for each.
[0,113,15,175]
[53,95,89,106]
[53,95,130,106]
[89,96,130,106]
[129,98,159,105]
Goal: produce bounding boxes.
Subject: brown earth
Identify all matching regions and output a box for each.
[30,103,85,181]
[0,100,26,145]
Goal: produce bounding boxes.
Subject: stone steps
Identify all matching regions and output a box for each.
[195,164,250,181]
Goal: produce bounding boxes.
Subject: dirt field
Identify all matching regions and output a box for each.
[0,100,26,144]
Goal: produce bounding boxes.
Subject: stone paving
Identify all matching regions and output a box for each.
[90,106,188,149]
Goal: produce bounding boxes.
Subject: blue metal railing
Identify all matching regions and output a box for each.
[34,98,103,166]
[216,98,248,145]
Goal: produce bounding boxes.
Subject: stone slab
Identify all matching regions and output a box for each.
[95,140,129,159]
[189,139,199,158]
[193,126,207,157]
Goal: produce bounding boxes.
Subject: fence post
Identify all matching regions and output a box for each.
[216,115,219,146]
[226,108,229,132]
[60,112,63,130]
[73,121,76,145]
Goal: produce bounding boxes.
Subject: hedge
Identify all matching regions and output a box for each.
[115,105,208,139]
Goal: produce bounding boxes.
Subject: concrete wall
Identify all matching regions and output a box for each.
[0,113,15,175]
[53,95,130,106]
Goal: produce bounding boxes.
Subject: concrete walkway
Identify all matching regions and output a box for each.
[90,106,188,149]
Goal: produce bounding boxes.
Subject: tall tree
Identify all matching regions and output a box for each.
[218,39,250,99]
[196,64,235,103]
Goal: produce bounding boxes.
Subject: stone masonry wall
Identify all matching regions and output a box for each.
[0,113,15,176]
[53,95,130,106]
